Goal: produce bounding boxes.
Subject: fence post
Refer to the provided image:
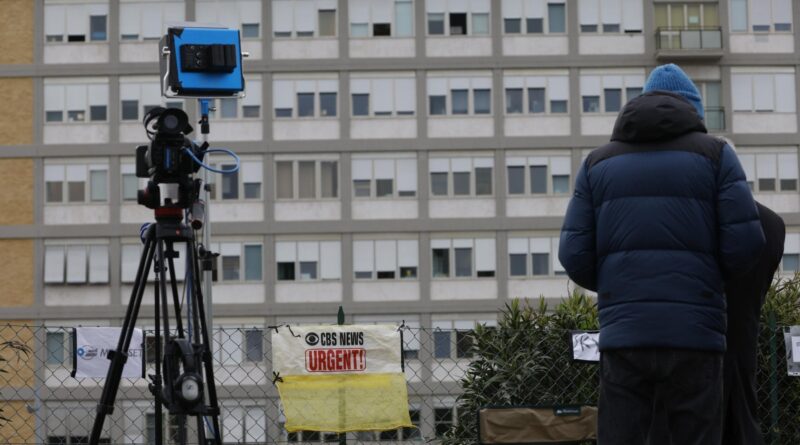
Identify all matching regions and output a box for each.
[338,306,347,445]
[768,312,779,445]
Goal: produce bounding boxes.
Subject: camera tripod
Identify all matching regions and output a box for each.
[90,207,222,445]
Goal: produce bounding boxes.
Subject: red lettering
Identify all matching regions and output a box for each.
[305,348,367,372]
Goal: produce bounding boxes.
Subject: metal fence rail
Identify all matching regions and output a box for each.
[1,323,799,444]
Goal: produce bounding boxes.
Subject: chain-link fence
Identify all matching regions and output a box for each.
[1,323,799,444]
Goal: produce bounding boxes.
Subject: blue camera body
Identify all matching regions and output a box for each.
[161,26,245,98]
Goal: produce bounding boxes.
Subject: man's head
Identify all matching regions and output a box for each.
[642,64,704,119]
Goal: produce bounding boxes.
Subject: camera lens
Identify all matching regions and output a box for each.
[163,115,179,131]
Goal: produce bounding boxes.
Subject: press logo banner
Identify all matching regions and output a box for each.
[272,324,412,433]
[71,327,144,379]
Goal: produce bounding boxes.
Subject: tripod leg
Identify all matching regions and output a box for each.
[166,240,185,337]
[90,231,157,445]
[154,260,164,445]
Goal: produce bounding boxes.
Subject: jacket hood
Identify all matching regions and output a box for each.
[611,91,707,143]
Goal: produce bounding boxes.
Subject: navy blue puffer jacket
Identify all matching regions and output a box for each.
[559,91,765,352]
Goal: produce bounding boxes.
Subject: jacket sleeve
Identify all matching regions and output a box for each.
[717,144,765,275]
[559,163,598,291]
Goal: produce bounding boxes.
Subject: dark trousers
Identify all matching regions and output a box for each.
[599,348,723,445]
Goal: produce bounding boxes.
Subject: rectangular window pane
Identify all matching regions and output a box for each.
[353,179,371,197]
[548,3,566,33]
[474,89,491,114]
[450,13,468,35]
[245,330,263,362]
[472,13,489,34]
[551,100,568,113]
[221,98,238,118]
[530,165,547,194]
[431,172,448,196]
[90,105,106,121]
[583,96,600,112]
[505,18,521,34]
[507,166,524,194]
[222,255,240,281]
[452,90,468,114]
[298,93,315,117]
[395,1,413,37]
[581,24,598,33]
[434,331,451,358]
[46,182,63,202]
[506,88,523,114]
[759,178,776,192]
[122,174,138,200]
[352,94,369,116]
[552,175,570,194]
[320,92,337,117]
[244,245,262,281]
[532,253,549,275]
[428,13,445,35]
[298,161,316,199]
[121,100,138,120]
[276,161,293,199]
[603,24,620,33]
[351,23,369,37]
[781,179,797,191]
[90,170,107,202]
[46,332,64,364]
[300,261,317,280]
[432,248,450,277]
[455,247,472,277]
[319,10,336,36]
[456,330,474,358]
[90,15,107,41]
[68,181,85,202]
[604,88,622,112]
[526,18,543,33]
[275,108,292,117]
[320,161,338,198]
[46,111,63,122]
[730,0,747,32]
[510,254,527,276]
[376,179,393,197]
[242,105,260,118]
[222,166,239,199]
[528,88,545,113]
[626,87,642,102]
[400,266,417,279]
[784,254,800,272]
[453,172,470,195]
[374,23,391,36]
[242,23,260,38]
[244,183,260,199]
[430,96,446,115]
[277,262,295,280]
[475,167,492,195]
[435,408,453,437]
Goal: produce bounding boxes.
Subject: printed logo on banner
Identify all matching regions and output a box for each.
[77,345,99,360]
[305,332,320,346]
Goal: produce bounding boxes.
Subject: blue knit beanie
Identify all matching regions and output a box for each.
[643,64,704,119]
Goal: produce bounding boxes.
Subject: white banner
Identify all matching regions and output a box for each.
[72,327,144,379]
[571,331,600,362]
[272,325,402,376]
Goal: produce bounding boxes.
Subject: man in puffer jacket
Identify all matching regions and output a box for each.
[559,64,765,444]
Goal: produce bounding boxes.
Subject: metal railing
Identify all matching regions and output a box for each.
[1,323,799,444]
[655,26,723,51]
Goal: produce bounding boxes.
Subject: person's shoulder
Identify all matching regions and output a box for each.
[584,140,630,171]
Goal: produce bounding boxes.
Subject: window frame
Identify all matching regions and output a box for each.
[501,0,567,35]
[351,155,418,199]
[205,158,264,202]
[729,0,793,33]
[578,0,643,34]
[275,240,342,282]
[349,0,414,38]
[430,238,496,279]
[44,81,110,125]
[44,2,109,44]
[507,236,566,278]
[352,239,420,281]
[427,76,494,117]
[503,74,570,115]
[425,0,492,37]
[505,155,572,196]
[208,241,264,283]
[275,157,340,201]
[429,156,495,198]
[44,242,110,285]
[44,162,110,205]
[737,151,799,194]
[273,78,339,119]
[350,75,417,118]
[579,73,644,114]
[272,0,338,38]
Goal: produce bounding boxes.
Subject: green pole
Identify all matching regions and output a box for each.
[768,312,779,445]
[338,305,346,445]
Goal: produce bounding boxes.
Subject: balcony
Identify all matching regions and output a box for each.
[655,27,723,60]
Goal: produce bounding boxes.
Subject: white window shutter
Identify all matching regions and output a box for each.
[66,165,87,182]
[242,161,263,184]
[243,79,262,106]
[45,85,65,111]
[276,242,296,262]
[373,0,393,23]
[427,0,446,13]
[530,238,550,253]
[778,153,799,180]
[451,158,471,173]
[548,76,569,101]
[757,154,777,179]
[753,74,775,111]
[298,241,319,262]
[450,77,470,90]
[141,82,161,107]
[320,241,341,279]
[475,239,496,272]
[398,240,419,267]
[621,0,643,31]
[394,78,416,113]
[45,5,66,36]
[88,84,108,106]
[372,79,394,114]
[295,79,314,93]
[294,0,316,33]
[775,74,796,113]
[472,77,492,90]
[449,0,468,12]
[427,78,448,96]
[45,246,65,283]
[603,75,623,89]
[431,239,451,249]
[551,157,571,175]
[353,240,374,273]
[350,0,370,23]
[786,233,800,254]
[429,158,449,173]
[45,165,64,181]
[474,157,493,168]
[525,0,545,18]
[273,80,294,109]
[731,75,753,111]
[66,246,88,284]
[750,0,771,28]
[163,2,185,22]
[66,85,87,112]
[579,0,599,25]
[580,76,601,96]
[222,407,243,443]
[375,240,397,272]
[351,78,371,94]
[471,0,491,13]
[624,74,646,88]
[374,159,395,179]
[88,245,109,284]
[396,158,417,192]
[142,8,163,39]
[453,238,473,248]
[738,154,756,180]
[222,329,243,365]
[504,76,524,89]
[66,4,88,36]
[508,238,528,254]
[273,0,294,33]
[245,408,267,443]
[506,156,526,167]
[239,0,261,23]
[218,5,240,28]
[503,0,523,18]
[120,83,139,101]
[318,79,339,93]
[352,159,372,180]
[195,2,218,23]
[121,245,140,283]
[172,244,187,281]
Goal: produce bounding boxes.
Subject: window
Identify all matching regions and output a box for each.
[731,70,796,113]
[120,162,146,201]
[120,78,185,122]
[738,152,798,193]
[197,0,262,38]
[207,243,262,282]
[221,406,267,443]
[274,78,339,118]
[275,158,338,200]
[276,241,342,281]
[502,0,567,34]
[426,0,491,36]
[783,233,800,273]
[433,319,496,360]
[506,155,571,195]
[206,159,263,201]
[349,0,413,37]
[121,243,187,283]
[351,156,417,198]
[504,74,569,115]
[698,81,723,131]
[428,76,493,116]
[508,237,566,277]
[429,157,493,197]
[580,73,645,113]
[354,239,419,280]
[46,331,67,364]
[44,81,109,123]
[44,243,109,284]
[431,239,496,278]
[730,0,792,33]
[44,3,109,43]
[119,1,184,42]
[272,0,337,38]
[45,163,108,204]
[350,76,416,117]
[209,77,261,119]
[245,329,264,362]
[579,0,643,33]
